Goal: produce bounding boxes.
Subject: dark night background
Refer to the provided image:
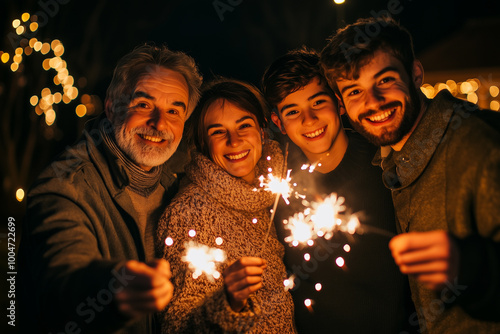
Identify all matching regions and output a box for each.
[1,0,499,332]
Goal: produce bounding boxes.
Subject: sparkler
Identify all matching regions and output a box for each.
[257,143,295,254]
[282,193,394,247]
[182,241,226,282]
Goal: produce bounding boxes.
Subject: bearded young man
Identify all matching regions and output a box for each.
[18,44,202,333]
[321,17,500,333]
[261,48,416,333]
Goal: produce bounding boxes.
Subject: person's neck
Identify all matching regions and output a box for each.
[391,94,429,152]
[304,129,349,174]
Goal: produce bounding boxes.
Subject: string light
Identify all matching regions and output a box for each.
[1,12,92,127]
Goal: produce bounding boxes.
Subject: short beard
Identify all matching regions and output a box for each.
[349,83,421,147]
[113,120,178,168]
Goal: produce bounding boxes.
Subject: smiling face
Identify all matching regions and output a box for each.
[273,77,346,163]
[111,67,190,171]
[336,49,423,148]
[204,99,263,184]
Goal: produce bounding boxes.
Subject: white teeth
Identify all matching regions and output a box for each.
[303,127,325,138]
[368,109,395,122]
[141,135,163,142]
[226,151,249,160]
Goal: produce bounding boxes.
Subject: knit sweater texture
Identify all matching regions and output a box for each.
[156,140,296,333]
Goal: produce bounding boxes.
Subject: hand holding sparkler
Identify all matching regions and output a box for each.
[114,259,174,318]
[223,257,267,312]
[389,230,459,291]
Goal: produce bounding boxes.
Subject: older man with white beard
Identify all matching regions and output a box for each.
[18,44,202,334]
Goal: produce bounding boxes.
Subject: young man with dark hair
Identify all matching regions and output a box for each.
[321,16,500,333]
[18,44,203,333]
[261,47,416,333]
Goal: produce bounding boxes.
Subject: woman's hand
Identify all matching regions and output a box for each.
[223,257,267,312]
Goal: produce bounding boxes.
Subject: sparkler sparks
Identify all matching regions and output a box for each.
[258,169,295,204]
[182,241,226,281]
[282,193,360,247]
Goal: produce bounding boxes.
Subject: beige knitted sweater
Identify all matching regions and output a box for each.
[156,140,296,333]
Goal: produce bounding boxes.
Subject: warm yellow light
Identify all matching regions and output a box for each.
[67,87,78,100]
[30,95,39,106]
[45,109,56,125]
[62,75,74,87]
[62,94,71,104]
[44,94,54,105]
[41,88,51,97]
[13,54,22,64]
[58,69,69,81]
[29,38,37,48]
[53,44,64,57]
[16,26,25,35]
[468,79,480,91]
[460,82,473,94]
[75,104,87,117]
[467,92,478,104]
[42,58,51,71]
[1,53,10,63]
[51,39,61,48]
[24,46,33,55]
[30,22,38,32]
[420,84,435,98]
[436,83,449,93]
[334,0,345,3]
[490,86,499,98]
[54,92,62,104]
[50,56,62,69]
[35,105,43,115]
[12,19,21,29]
[15,47,23,55]
[53,76,60,85]
[10,63,19,72]
[39,98,48,110]
[22,13,30,22]
[16,188,25,202]
[491,101,500,111]
[34,41,42,52]
[41,43,51,55]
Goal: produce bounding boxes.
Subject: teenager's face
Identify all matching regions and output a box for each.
[335,50,422,147]
[204,100,262,184]
[273,77,343,158]
[111,67,189,170]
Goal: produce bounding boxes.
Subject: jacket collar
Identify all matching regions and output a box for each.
[380,90,456,190]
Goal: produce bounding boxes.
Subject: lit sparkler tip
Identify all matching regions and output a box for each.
[284,274,296,291]
[165,237,174,246]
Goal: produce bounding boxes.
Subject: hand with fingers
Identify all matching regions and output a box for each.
[223,257,267,312]
[114,259,174,318]
[389,230,460,291]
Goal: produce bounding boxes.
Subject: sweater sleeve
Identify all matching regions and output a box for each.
[454,147,500,321]
[156,203,262,333]
[19,175,133,333]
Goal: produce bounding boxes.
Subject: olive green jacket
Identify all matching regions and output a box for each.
[377,91,500,333]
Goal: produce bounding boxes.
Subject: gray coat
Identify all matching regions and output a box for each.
[19,115,180,333]
[378,91,500,333]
